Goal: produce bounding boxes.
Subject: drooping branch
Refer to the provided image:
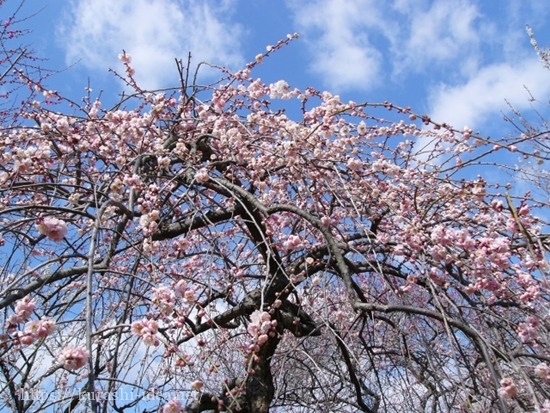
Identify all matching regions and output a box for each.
[353,302,509,412]
[330,322,379,412]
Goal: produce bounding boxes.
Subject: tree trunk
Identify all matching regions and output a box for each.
[245,332,280,412]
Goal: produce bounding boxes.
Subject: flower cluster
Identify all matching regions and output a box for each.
[173,280,196,303]
[269,80,297,99]
[139,210,160,236]
[194,168,209,184]
[58,346,89,371]
[15,318,56,345]
[247,310,277,352]
[162,399,184,413]
[131,318,160,346]
[118,52,135,77]
[151,286,176,316]
[283,234,303,251]
[36,216,68,242]
[191,380,203,391]
[535,363,550,383]
[517,316,540,343]
[6,297,36,325]
[497,377,517,400]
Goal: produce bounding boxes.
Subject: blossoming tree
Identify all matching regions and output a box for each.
[0,3,45,126]
[1,31,550,413]
[506,26,550,210]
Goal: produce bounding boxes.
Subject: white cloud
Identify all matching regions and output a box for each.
[285,0,548,100]
[58,0,244,89]
[390,0,485,77]
[427,59,550,132]
[286,0,391,92]
[285,0,493,92]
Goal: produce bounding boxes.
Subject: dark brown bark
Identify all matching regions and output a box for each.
[244,332,280,413]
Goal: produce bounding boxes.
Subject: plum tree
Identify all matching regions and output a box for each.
[1,28,550,413]
[0,0,51,125]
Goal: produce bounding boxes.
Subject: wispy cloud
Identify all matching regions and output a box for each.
[58,0,244,89]
[284,0,492,92]
[286,0,391,92]
[390,0,486,78]
[285,0,546,106]
[427,59,550,132]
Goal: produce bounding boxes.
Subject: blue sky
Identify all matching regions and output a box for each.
[5,0,550,144]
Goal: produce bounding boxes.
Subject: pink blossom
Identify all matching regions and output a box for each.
[162,399,184,413]
[518,205,530,216]
[346,158,363,171]
[24,318,56,339]
[195,168,209,184]
[131,318,160,346]
[516,271,533,287]
[491,199,504,211]
[139,212,159,236]
[56,117,70,133]
[174,280,187,296]
[152,286,176,315]
[357,121,368,135]
[518,316,540,343]
[535,363,550,378]
[58,346,89,371]
[183,289,196,302]
[14,297,36,322]
[506,218,519,233]
[36,217,68,242]
[283,234,302,250]
[191,379,203,391]
[269,80,292,99]
[3,32,550,411]
[142,333,160,346]
[471,182,486,196]
[130,318,159,336]
[520,285,540,302]
[257,334,269,345]
[43,90,55,99]
[498,377,517,400]
[158,156,171,169]
[248,310,275,342]
[118,52,132,64]
[526,316,540,328]
[149,209,160,221]
[14,330,36,345]
[123,173,143,188]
